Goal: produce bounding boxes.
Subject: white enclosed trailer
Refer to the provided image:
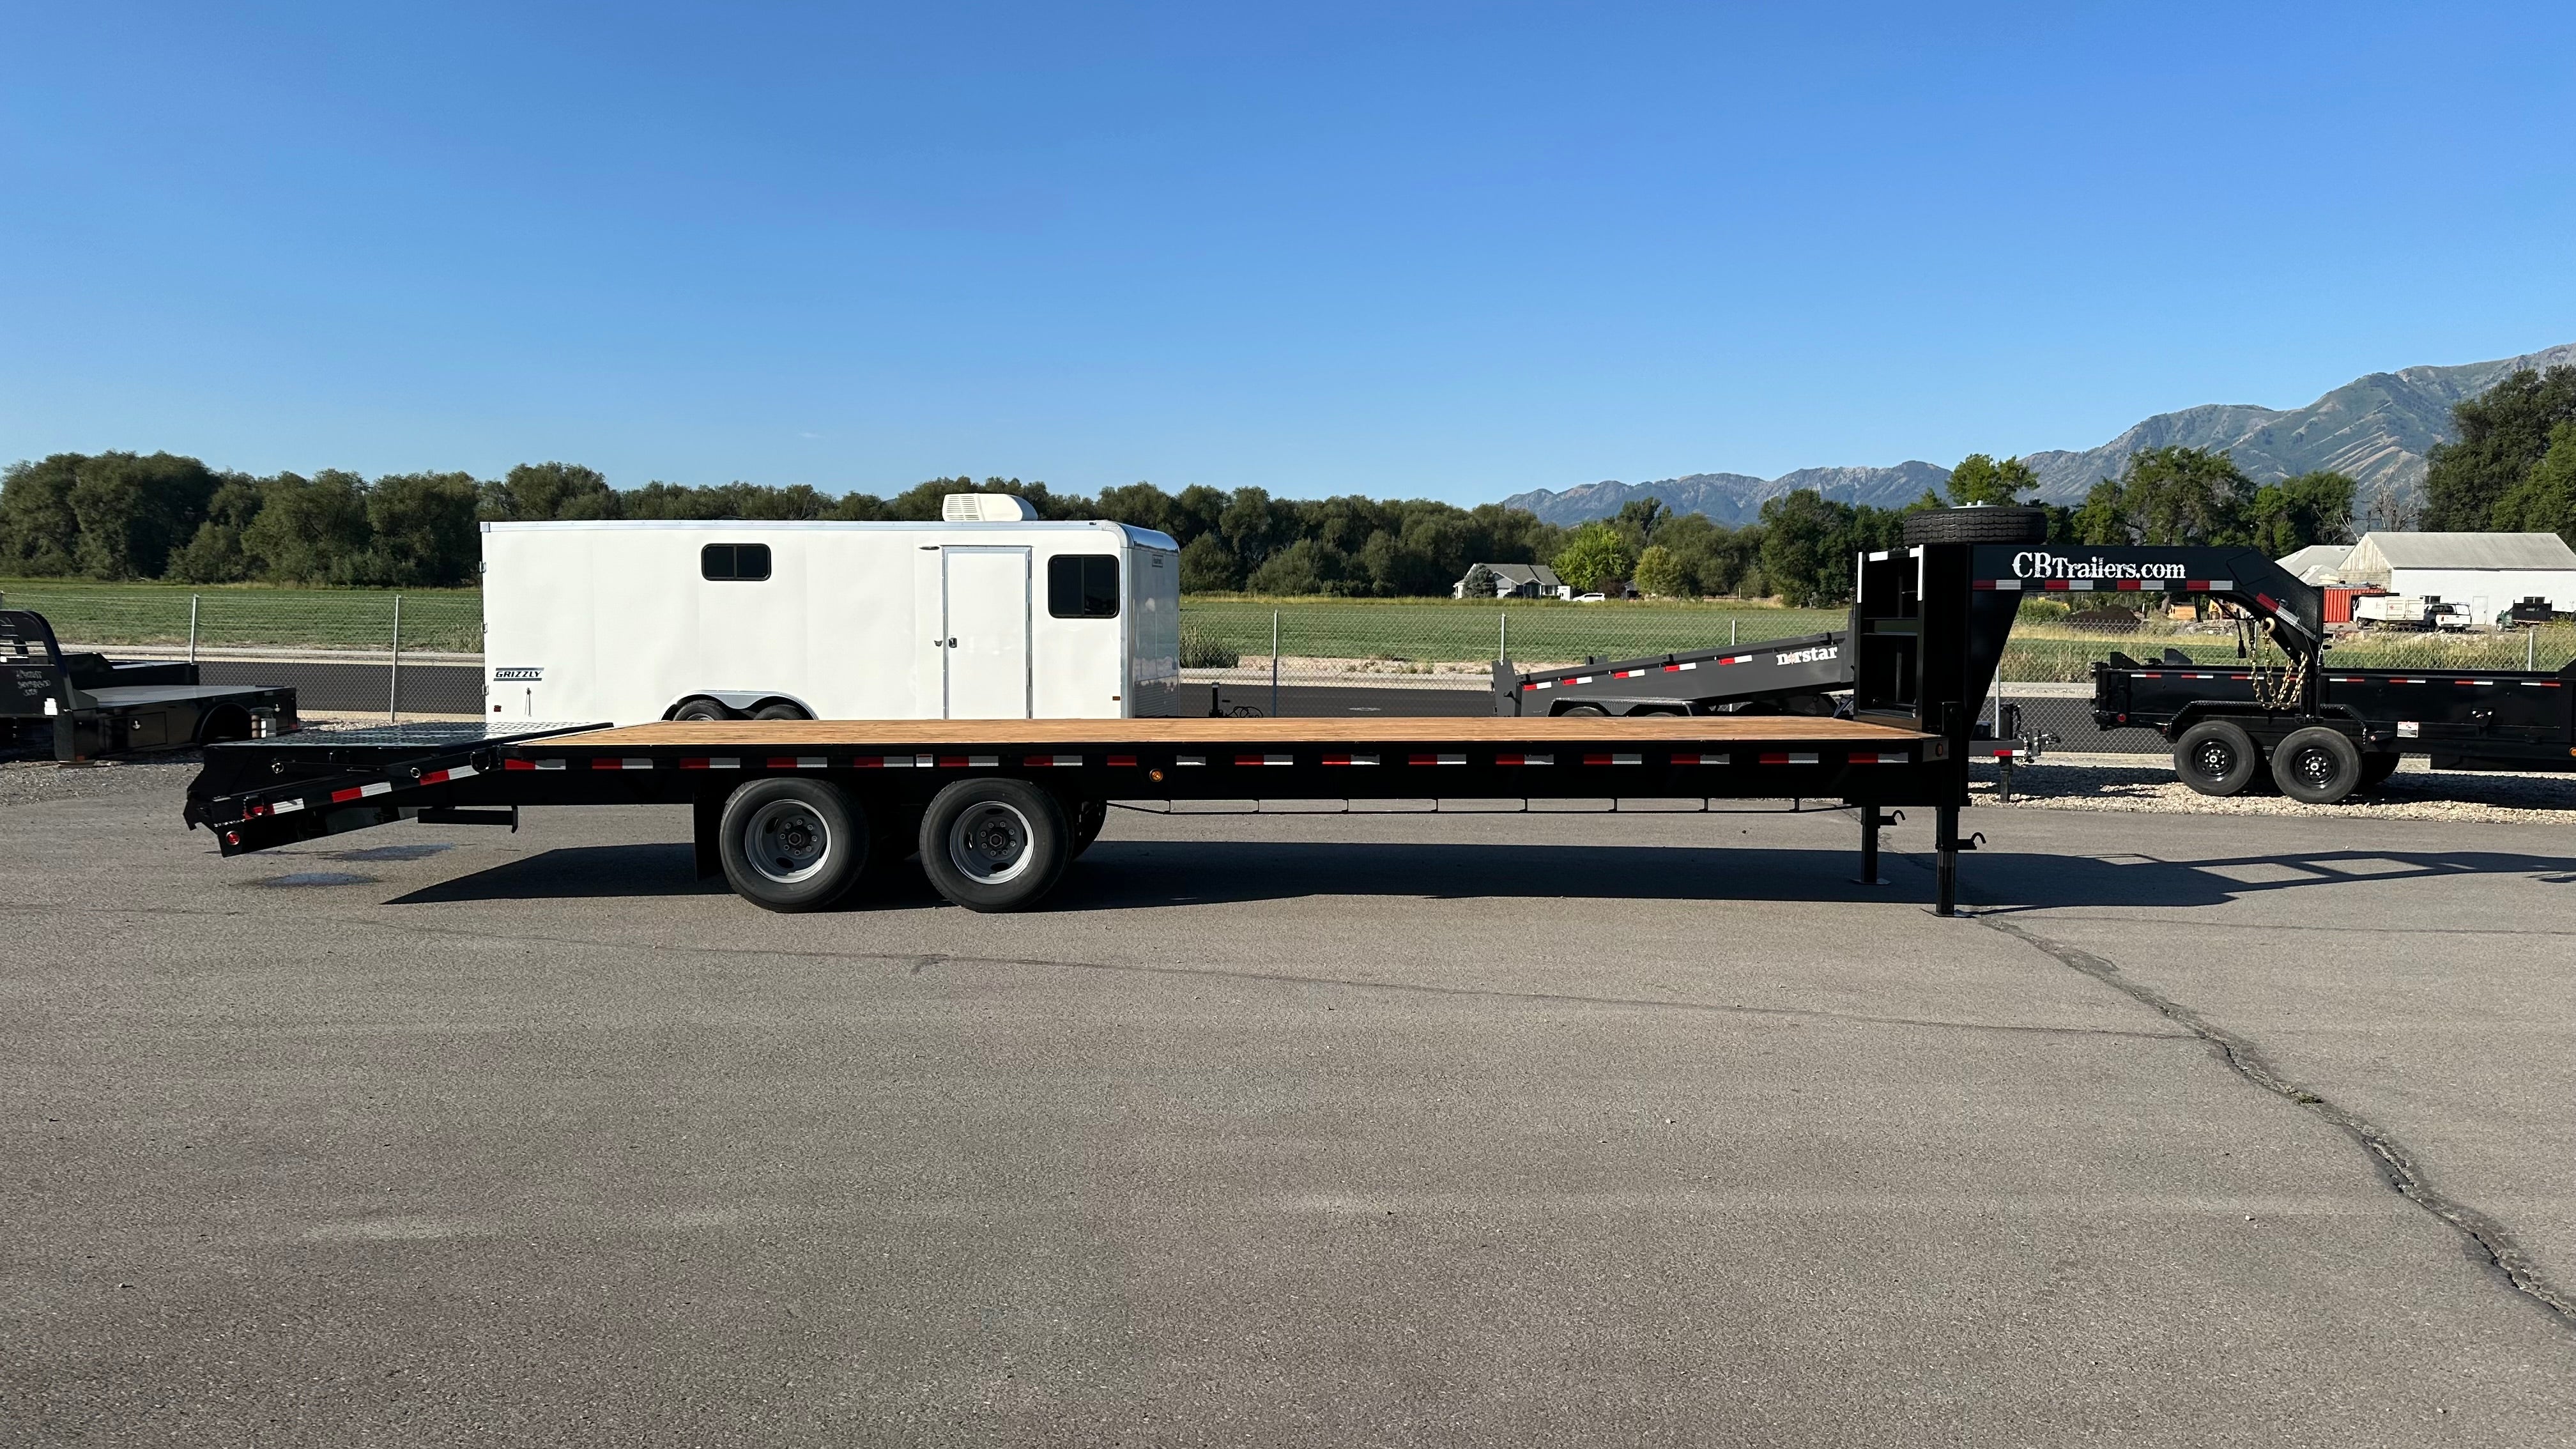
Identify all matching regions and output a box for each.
[481,499,1182,724]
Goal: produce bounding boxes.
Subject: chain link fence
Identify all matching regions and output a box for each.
[8,581,2570,742]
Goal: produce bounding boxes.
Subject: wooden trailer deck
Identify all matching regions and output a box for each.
[549,716,1935,749]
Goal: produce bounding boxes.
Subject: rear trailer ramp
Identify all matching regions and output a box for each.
[188,716,1968,914]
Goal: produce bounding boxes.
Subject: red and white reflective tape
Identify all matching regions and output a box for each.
[851,755,931,769]
[679,757,745,770]
[935,755,1001,769]
[502,758,569,771]
[1660,661,1700,672]
[1108,754,1139,766]
[1522,680,1551,691]
[1759,751,1820,765]
[1671,753,1729,765]
[1710,654,1754,666]
[1977,578,2233,592]
[327,780,397,804]
[1235,754,1293,767]
[1408,753,1466,766]
[1494,752,1552,766]
[591,757,655,770]
[418,764,480,786]
[1582,752,1642,766]
[1023,755,1085,767]
[1611,668,1647,679]
[1848,751,1908,765]
[766,756,829,770]
[269,797,307,815]
[1321,753,1378,766]
[1176,755,1206,767]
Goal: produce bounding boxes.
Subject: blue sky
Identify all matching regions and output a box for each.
[4,3,2572,504]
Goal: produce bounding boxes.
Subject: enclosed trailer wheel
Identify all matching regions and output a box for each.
[919,778,1070,912]
[2173,719,2261,797]
[717,778,868,911]
[2274,726,2363,804]
[752,702,811,721]
[673,698,733,721]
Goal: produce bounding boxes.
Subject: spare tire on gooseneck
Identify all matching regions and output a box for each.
[1901,505,2051,546]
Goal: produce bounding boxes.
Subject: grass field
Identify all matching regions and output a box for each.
[8,578,2569,682]
[0,579,482,652]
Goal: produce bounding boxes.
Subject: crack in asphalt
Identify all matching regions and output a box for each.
[1932,879,2576,1331]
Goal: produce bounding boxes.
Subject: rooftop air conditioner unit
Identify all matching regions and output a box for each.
[942,493,1039,523]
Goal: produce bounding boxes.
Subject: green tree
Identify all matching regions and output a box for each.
[1552,520,1635,594]
[1457,562,1498,597]
[1615,497,1669,549]
[2117,447,2250,546]
[0,454,84,575]
[2244,470,2358,556]
[1178,533,1241,591]
[2071,477,2131,544]
[366,471,483,585]
[65,452,220,579]
[1943,453,2040,506]
[484,462,617,521]
[243,471,373,583]
[2424,366,2576,530]
[168,475,267,583]
[1632,544,1685,597]
[1755,490,1855,606]
[2492,420,2576,547]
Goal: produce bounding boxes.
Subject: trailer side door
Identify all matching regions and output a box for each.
[942,546,1032,719]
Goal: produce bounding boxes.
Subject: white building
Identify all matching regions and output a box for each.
[2336,532,2576,622]
[2274,542,2355,585]
[1453,562,1570,600]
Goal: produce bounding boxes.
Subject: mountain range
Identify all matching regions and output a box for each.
[1501,342,2576,527]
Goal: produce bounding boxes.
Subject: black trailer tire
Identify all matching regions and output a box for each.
[752,701,811,721]
[1070,797,1108,859]
[919,778,1070,912]
[2274,726,2364,804]
[718,778,868,911]
[1901,505,2051,546]
[2173,719,2262,797]
[673,698,733,721]
[2359,751,2401,789]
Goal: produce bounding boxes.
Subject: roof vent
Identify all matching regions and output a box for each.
[943,493,1039,523]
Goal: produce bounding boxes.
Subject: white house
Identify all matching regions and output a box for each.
[2336,532,2576,622]
[1453,562,1571,600]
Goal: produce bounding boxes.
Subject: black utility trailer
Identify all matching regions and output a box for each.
[3,609,298,762]
[1490,631,1848,717]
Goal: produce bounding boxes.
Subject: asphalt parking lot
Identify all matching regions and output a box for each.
[6,762,2575,1445]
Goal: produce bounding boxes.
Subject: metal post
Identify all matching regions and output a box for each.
[1858,801,1881,885]
[387,594,403,723]
[187,595,200,666]
[1269,609,1280,719]
[1730,618,1737,648]
[1498,611,1507,662]
[2529,627,2538,671]
[1934,802,1959,917]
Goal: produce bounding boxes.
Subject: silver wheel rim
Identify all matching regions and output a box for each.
[948,801,1034,885]
[744,799,831,885]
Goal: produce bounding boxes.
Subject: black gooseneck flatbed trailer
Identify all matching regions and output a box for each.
[183,515,2380,916]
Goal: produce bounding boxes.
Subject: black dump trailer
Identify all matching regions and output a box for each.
[2094,651,2575,800]
[3,609,299,762]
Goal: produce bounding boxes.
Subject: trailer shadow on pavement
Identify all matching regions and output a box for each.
[385,838,2576,914]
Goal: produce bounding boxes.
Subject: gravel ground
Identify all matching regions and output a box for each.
[1977,753,2576,825]
[0,754,204,810]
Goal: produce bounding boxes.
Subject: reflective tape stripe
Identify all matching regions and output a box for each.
[418,764,479,786]
[503,758,537,770]
[1321,753,1378,766]
[1583,752,1641,766]
[1759,751,1820,765]
[678,758,743,769]
[1176,755,1206,766]
[328,781,395,804]
[271,797,307,814]
[1661,661,1697,672]
[1408,753,1466,765]
[933,755,999,768]
[1023,755,1084,767]
[591,758,654,770]
[1494,753,1552,766]
[851,755,928,769]
[1108,755,1139,767]
[1671,753,1728,765]
[1235,754,1293,766]
[1848,751,1908,765]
